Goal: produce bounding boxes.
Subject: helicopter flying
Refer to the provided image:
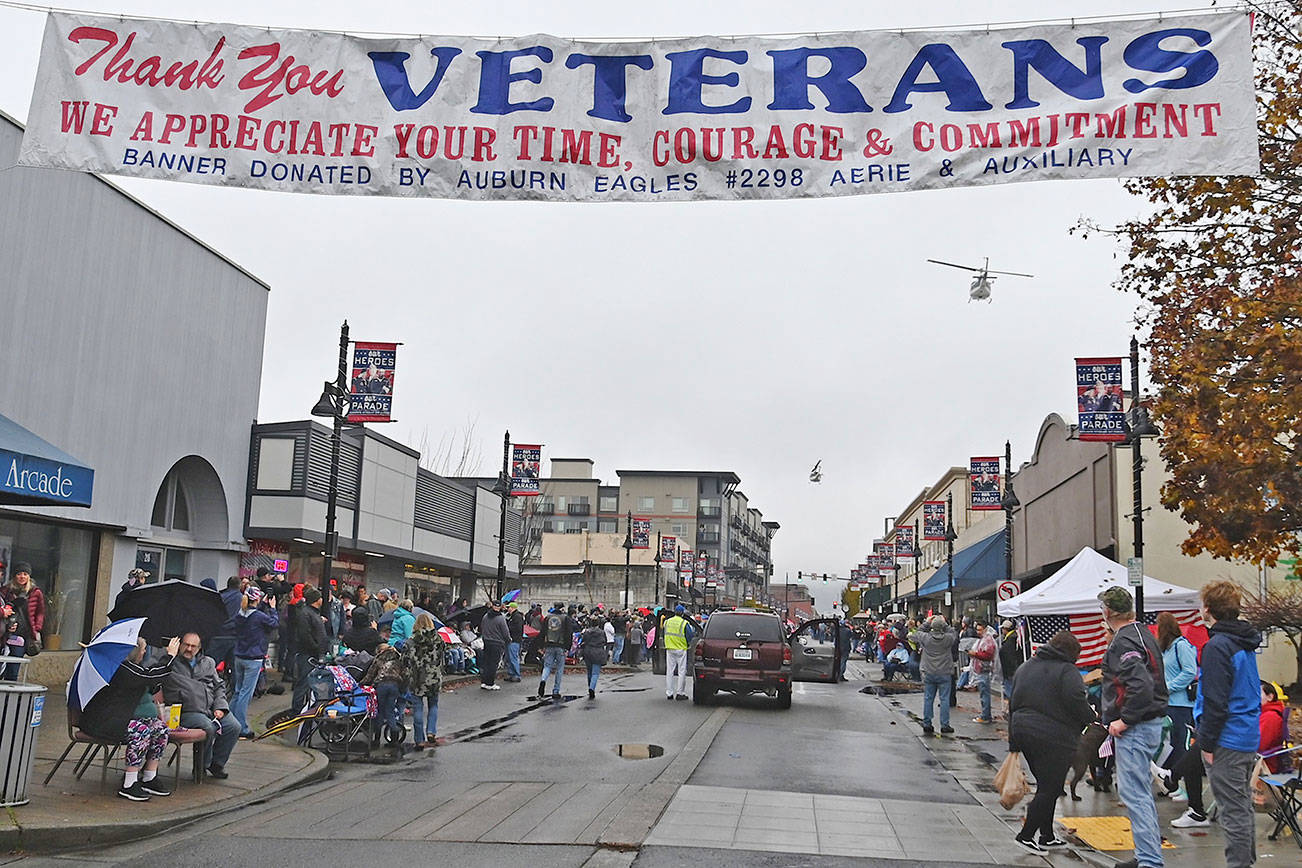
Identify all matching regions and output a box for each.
[809,460,822,484]
[926,257,1034,302]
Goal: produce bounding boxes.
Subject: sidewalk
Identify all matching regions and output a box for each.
[889,683,1301,866]
[13,679,329,855]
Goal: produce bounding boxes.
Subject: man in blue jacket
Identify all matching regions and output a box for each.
[231,586,279,738]
[1194,580,1261,868]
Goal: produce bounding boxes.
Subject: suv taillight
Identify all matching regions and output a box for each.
[694,643,703,659]
[783,644,792,664]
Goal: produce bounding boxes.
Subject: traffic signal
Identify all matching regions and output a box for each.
[797,571,802,581]
[823,573,828,583]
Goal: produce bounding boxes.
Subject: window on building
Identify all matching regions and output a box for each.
[0,516,96,648]
[552,520,565,533]
[598,520,617,533]
[671,523,687,535]
[672,497,691,513]
[555,495,566,509]
[637,496,655,511]
[151,470,192,532]
[599,495,618,512]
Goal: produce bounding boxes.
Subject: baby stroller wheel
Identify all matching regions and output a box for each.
[318,718,349,745]
[383,722,407,745]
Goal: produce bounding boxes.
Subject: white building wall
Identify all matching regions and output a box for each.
[0,113,267,575]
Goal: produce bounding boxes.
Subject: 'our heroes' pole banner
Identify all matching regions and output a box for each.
[19,11,1256,203]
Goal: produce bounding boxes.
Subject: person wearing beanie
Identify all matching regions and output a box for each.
[290,585,328,710]
[2,562,44,656]
[1099,586,1168,868]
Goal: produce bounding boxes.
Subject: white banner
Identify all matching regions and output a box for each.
[19,11,1257,202]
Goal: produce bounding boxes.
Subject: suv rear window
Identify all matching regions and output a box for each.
[704,613,784,642]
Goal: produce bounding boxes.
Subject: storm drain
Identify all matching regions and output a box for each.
[614,743,665,759]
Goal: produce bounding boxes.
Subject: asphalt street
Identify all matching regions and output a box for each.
[5,661,1036,868]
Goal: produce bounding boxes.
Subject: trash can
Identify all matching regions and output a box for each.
[0,681,47,806]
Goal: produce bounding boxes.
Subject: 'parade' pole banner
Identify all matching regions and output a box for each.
[631,518,651,549]
[679,548,694,579]
[923,501,947,540]
[346,341,397,422]
[19,12,1257,203]
[509,444,541,496]
[660,535,677,566]
[970,456,1002,510]
[1076,357,1127,441]
[895,524,916,558]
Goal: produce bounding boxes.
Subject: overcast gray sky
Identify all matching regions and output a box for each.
[0,0,1209,612]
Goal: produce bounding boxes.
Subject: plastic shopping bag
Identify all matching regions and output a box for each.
[994,751,1030,809]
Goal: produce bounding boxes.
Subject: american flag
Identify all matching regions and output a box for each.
[1027,610,1201,669]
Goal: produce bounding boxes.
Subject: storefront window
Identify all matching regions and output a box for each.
[0,516,97,650]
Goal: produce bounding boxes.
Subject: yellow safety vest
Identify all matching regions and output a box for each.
[664,616,689,651]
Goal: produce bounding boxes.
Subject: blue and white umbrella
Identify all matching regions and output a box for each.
[67,617,148,712]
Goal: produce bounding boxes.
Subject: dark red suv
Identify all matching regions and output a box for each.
[693,610,845,708]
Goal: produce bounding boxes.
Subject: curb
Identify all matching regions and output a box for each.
[5,746,331,855]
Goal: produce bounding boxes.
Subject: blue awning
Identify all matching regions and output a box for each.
[917,529,1006,597]
[0,414,94,507]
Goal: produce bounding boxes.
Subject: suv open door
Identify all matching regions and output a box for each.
[788,618,841,683]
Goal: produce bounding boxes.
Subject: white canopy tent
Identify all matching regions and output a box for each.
[998,546,1201,617]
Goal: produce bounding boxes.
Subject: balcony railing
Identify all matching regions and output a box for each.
[567,503,591,516]
[698,506,721,518]
[697,531,721,544]
[537,503,555,515]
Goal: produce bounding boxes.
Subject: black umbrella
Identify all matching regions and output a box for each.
[107,579,227,645]
[446,604,489,630]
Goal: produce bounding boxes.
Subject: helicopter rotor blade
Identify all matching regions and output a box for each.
[985,269,1035,278]
[926,259,979,272]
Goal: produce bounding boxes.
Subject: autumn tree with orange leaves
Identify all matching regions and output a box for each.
[1087,3,1302,567]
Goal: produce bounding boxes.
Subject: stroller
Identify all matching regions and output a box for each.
[304,661,376,760]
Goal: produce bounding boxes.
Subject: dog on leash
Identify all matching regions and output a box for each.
[1069,722,1113,800]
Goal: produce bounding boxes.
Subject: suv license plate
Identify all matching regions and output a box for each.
[733,648,753,660]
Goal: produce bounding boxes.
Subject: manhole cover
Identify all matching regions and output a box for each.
[614,743,665,759]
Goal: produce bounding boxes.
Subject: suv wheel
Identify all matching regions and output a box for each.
[693,686,714,705]
[776,688,792,710]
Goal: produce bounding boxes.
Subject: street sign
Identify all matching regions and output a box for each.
[1127,557,1144,587]
[996,580,1020,601]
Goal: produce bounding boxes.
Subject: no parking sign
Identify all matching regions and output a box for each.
[996,580,1020,601]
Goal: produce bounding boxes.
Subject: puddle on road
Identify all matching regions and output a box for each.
[440,694,581,744]
[607,687,651,693]
[615,743,665,760]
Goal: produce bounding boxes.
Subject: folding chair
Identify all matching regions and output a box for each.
[1259,744,1302,848]
[42,706,125,792]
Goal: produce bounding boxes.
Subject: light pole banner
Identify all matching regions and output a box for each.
[895,524,916,557]
[970,456,1002,510]
[679,548,694,579]
[1076,356,1128,441]
[509,444,541,495]
[19,11,1257,203]
[923,500,947,540]
[660,535,677,565]
[346,341,396,422]
[631,518,651,549]
[874,541,896,570]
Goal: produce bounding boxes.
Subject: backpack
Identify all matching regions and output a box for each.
[543,613,567,645]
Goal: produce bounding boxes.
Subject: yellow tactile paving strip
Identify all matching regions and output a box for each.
[1059,815,1176,850]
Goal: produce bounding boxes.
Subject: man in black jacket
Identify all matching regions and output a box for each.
[291,587,329,711]
[479,600,511,690]
[1099,587,1168,868]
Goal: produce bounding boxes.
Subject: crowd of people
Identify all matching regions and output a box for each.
[64,565,1297,868]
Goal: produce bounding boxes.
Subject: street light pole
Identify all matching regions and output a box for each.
[495,431,510,603]
[311,320,350,595]
[1127,336,1160,621]
[622,510,633,608]
[913,519,921,618]
[654,531,663,608]
[1002,440,1020,587]
[946,491,957,623]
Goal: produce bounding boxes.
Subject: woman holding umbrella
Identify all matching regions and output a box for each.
[81,633,181,801]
